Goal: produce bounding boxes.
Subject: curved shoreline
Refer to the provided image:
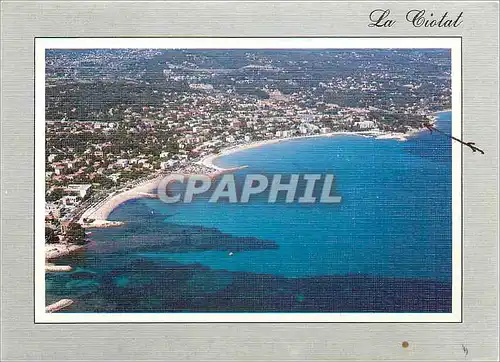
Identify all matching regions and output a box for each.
[199,128,428,170]
[76,168,246,229]
[435,109,452,114]
[77,112,447,229]
[199,108,453,170]
[79,177,161,228]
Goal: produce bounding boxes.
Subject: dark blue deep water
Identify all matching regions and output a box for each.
[46,112,453,313]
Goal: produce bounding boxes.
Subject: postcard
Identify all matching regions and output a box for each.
[1,1,498,361]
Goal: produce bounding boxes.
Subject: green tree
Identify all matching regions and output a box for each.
[45,226,58,244]
[65,222,87,245]
[46,188,64,202]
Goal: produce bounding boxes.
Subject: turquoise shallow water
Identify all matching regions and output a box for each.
[46,112,452,312]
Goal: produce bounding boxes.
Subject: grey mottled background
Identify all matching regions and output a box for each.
[1,1,498,360]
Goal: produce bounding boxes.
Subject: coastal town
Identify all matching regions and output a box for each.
[44,49,451,267]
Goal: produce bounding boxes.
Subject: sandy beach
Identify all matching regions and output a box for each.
[79,176,161,228]
[77,120,437,229]
[199,129,416,170]
[77,167,244,229]
[435,109,452,114]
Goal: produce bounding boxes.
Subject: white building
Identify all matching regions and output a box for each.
[355,120,375,129]
[54,165,65,175]
[108,173,121,183]
[189,83,214,91]
[65,184,92,198]
[61,195,80,207]
[45,202,61,218]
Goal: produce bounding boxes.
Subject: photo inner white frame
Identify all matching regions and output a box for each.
[35,37,462,323]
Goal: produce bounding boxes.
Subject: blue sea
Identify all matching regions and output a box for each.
[46,111,453,313]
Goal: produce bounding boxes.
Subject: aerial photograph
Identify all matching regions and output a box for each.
[41,45,455,317]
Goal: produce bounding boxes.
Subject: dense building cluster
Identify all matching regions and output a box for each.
[44,49,451,232]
